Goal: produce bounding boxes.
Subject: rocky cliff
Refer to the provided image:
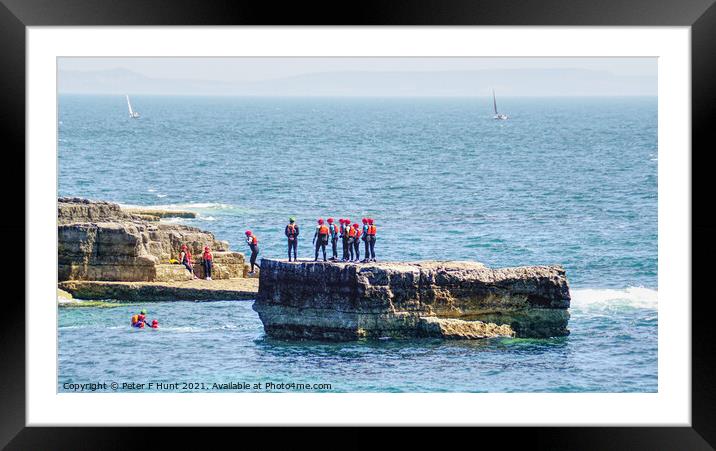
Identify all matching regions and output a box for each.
[58,197,246,282]
[253,259,571,340]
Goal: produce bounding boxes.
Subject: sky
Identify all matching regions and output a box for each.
[58,57,657,96]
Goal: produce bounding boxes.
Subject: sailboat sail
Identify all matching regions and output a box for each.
[126,95,139,118]
[492,89,508,120]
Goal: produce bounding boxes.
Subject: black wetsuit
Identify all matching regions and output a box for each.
[329,223,339,259]
[202,257,212,278]
[313,226,329,261]
[341,226,350,261]
[246,237,259,272]
[353,230,361,261]
[180,251,193,275]
[362,224,370,261]
[347,231,355,261]
[367,233,376,260]
[285,224,299,261]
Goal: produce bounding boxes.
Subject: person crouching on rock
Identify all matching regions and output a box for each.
[327,217,339,261]
[202,246,213,280]
[285,217,299,262]
[352,223,362,262]
[179,244,198,279]
[313,218,329,262]
[245,230,259,274]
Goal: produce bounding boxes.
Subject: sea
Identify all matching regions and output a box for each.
[58,95,658,392]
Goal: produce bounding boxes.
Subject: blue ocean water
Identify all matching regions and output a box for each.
[58,95,657,392]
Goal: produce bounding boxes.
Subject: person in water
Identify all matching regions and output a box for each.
[179,244,198,279]
[327,217,339,261]
[340,218,351,261]
[245,230,259,274]
[312,218,329,262]
[131,309,148,328]
[202,246,213,280]
[365,218,377,262]
[285,217,299,262]
[352,223,362,262]
[150,319,159,329]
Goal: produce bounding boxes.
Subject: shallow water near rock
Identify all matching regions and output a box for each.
[58,296,656,392]
[58,95,657,392]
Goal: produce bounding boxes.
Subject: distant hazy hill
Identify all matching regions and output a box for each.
[58,67,656,96]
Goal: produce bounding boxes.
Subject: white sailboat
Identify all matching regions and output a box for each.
[126,95,140,118]
[492,89,508,120]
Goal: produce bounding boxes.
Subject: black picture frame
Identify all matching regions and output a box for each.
[2,0,714,447]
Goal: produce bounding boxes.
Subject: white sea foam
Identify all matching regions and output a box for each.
[570,287,658,310]
[119,202,234,211]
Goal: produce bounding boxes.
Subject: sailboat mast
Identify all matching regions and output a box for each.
[493,89,498,115]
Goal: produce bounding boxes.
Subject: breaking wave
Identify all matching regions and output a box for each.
[570,287,658,310]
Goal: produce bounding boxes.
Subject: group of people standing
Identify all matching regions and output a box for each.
[177,217,377,280]
[286,216,377,263]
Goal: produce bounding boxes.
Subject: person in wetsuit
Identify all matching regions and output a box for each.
[245,230,259,274]
[345,221,357,261]
[131,309,148,328]
[341,219,353,262]
[312,218,329,262]
[202,246,213,280]
[361,218,369,262]
[285,217,299,261]
[179,244,198,279]
[338,218,348,261]
[327,217,339,260]
[365,218,377,262]
[352,223,362,262]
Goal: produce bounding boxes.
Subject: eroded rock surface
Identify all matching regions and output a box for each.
[253,259,571,340]
[58,197,245,281]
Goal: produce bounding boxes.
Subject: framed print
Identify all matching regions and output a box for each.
[3,0,715,447]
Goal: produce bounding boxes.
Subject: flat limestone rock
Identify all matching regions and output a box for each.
[123,208,197,219]
[58,198,244,282]
[58,278,259,302]
[253,259,571,340]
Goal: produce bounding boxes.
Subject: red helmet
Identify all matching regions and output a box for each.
[245,230,252,236]
[362,218,368,224]
[353,223,359,228]
[345,218,350,224]
[318,218,324,225]
[327,218,334,223]
[181,244,188,250]
[204,246,210,251]
[368,218,374,225]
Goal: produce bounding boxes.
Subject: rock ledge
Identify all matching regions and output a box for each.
[253,259,571,340]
